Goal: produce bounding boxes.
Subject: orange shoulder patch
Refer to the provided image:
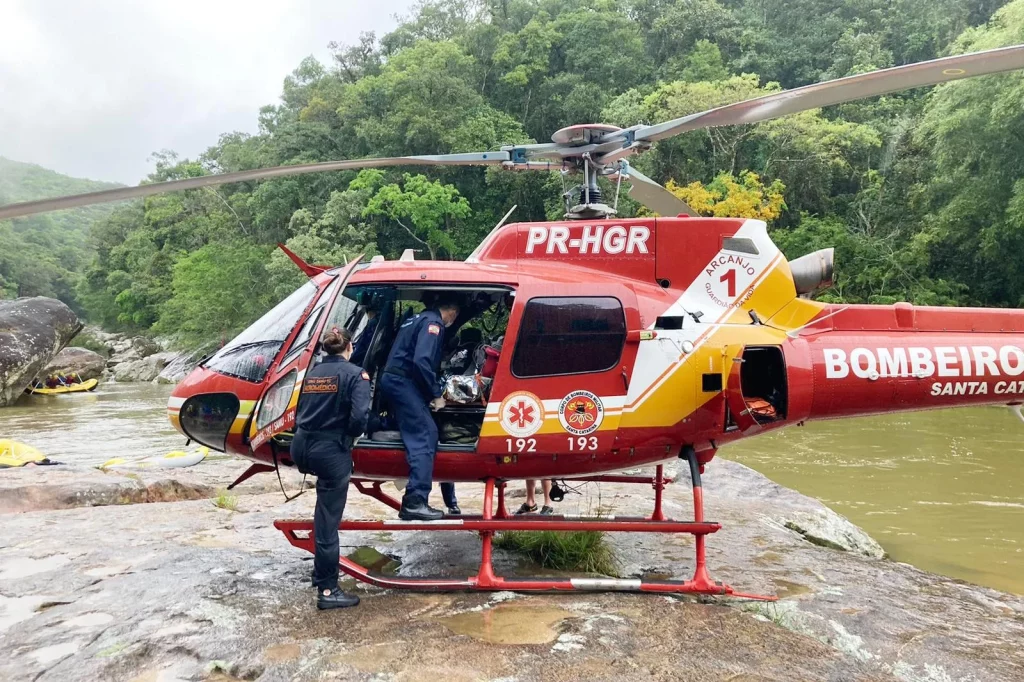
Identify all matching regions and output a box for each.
[427,323,441,336]
[361,371,370,380]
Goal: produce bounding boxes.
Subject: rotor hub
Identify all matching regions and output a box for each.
[550,123,622,148]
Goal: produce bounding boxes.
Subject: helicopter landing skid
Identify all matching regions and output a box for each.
[274,461,775,600]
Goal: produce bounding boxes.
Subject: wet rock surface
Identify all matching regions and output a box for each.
[0,466,215,514]
[42,347,107,381]
[0,297,81,406]
[0,458,1021,681]
[0,459,305,514]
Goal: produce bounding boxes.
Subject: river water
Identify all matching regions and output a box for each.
[724,407,1024,595]
[0,383,183,466]
[2,383,1022,594]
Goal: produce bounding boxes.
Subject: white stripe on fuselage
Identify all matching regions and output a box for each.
[623,219,780,412]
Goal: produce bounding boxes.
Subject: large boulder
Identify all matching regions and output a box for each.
[42,346,107,381]
[0,297,81,406]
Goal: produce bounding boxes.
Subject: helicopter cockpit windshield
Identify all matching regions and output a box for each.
[204,280,320,382]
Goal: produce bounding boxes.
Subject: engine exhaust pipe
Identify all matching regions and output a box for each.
[789,247,834,295]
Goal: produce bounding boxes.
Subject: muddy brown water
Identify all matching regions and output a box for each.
[725,406,1024,595]
[0,383,182,465]
[2,383,1022,594]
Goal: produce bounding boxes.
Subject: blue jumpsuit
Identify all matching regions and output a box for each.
[291,355,370,590]
[379,309,457,507]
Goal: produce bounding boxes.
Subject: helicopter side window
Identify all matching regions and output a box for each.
[512,297,626,377]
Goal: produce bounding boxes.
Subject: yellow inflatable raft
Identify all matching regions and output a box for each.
[100,446,209,470]
[26,378,99,395]
[0,440,50,468]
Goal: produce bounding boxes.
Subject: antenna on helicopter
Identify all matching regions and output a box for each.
[493,204,518,232]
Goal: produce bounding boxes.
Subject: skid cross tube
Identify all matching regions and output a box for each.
[275,462,774,599]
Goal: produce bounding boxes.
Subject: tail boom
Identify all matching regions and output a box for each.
[791,303,1024,420]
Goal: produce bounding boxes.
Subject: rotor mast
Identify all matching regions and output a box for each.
[564,156,616,220]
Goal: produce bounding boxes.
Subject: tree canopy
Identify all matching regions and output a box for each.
[3,0,1023,347]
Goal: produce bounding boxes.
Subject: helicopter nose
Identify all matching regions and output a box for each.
[168,367,260,452]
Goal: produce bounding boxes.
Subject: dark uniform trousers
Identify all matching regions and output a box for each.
[291,430,352,590]
[291,354,370,591]
[378,308,457,509]
[380,372,436,499]
[379,372,458,506]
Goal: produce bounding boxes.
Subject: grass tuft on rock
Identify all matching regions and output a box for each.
[213,490,238,511]
[495,530,618,576]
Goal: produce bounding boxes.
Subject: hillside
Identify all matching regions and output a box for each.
[0,157,123,308]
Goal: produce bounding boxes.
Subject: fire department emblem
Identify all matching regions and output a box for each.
[498,390,544,438]
[558,390,604,436]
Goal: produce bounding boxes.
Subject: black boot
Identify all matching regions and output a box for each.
[399,495,444,521]
[317,585,360,610]
[446,504,461,516]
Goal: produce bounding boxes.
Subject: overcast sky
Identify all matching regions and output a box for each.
[0,0,418,185]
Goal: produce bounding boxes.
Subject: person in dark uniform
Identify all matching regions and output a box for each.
[379,298,460,520]
[350,304,379,368]
[291,329,370,610]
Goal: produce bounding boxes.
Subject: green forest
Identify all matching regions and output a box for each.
[0,157,120,308]
[3,0,1024,349]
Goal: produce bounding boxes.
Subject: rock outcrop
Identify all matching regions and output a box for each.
[42,347,107,381]
[0,297,81,406]
[0,465,216,514]
[112,351,180,382]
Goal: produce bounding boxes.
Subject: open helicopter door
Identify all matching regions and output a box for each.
[479,283,641,458]
[724,345,787,434]
[249,257,364,454]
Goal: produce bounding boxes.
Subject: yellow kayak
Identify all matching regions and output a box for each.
[27,378,99,395]
[0,440,49,468]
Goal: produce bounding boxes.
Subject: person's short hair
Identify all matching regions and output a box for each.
[436,296,461,312]
[322,328,353,355]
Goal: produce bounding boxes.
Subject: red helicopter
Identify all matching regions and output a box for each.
[5,45,1024,600]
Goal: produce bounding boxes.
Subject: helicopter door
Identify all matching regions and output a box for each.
[249,257,364,451]
[725,345,787,434]
[480,285,640,457]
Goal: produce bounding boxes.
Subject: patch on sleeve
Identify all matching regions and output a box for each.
[360,371,370,380]
[427,323,441,336]
[302,376,339,394]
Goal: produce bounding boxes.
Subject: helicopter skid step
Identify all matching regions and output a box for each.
[306,516,720,534]
[275,514,768,598]
[275,458,776,600]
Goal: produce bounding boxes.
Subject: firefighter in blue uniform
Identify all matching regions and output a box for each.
[291,328,370,610]
[379,298,461,520]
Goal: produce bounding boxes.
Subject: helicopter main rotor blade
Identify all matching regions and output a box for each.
[618,164,696,217]
[634,44,1024,143]
[0,152,509,221]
